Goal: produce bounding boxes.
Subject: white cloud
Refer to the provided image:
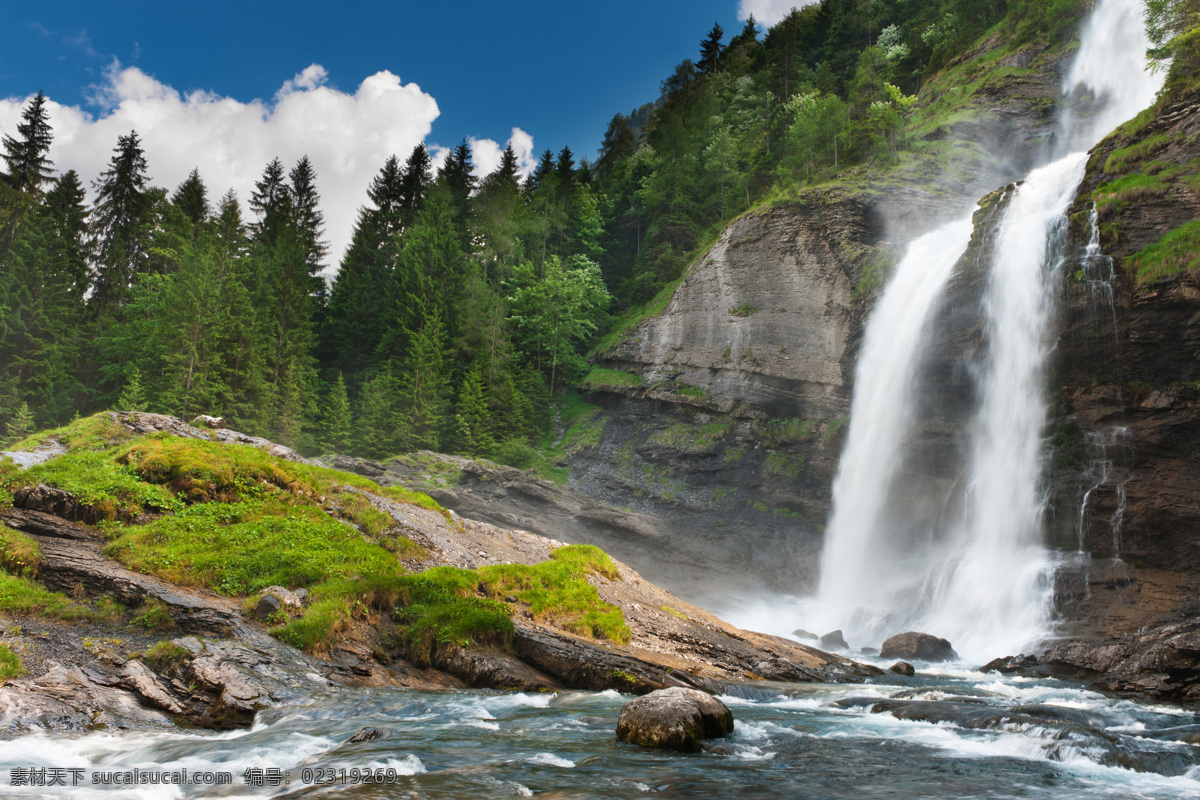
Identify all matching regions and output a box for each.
[0,62,535,275]
[467,127,537,181]
[737,0,819,27]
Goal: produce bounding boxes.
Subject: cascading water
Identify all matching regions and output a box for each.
[812,0,1161,661]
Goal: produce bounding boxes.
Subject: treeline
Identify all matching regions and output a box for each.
[0,94,609,461]
[0,0,1089,459]
[591,0,1076,304]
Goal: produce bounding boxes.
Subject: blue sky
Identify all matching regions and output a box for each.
[0,0,799,267]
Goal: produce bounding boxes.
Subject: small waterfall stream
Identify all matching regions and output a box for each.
[810,0,1162,661]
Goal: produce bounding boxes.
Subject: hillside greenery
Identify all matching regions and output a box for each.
[0,0,1139,468]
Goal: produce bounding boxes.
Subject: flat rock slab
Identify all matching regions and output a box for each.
[616,687,733,752]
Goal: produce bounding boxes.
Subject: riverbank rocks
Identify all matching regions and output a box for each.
[616,687,734,752]
[821,630,849,650]
[880,632,958,662]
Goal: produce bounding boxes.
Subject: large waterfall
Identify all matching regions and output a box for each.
[812,0,1162,661]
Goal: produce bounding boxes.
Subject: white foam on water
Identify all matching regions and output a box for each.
[526,752,575,768]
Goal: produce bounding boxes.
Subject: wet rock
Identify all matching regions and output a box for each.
[704,741,739,755]
[255,594,283,618]
[258,586,302,610]
[119,660,183,715]
[792,629,819,641]
[191,415,226,429]
[980,654,1039,674]
[880,632,957,662]
[577,715,609,727]
[820,630,849,650]
[890,661,916,676]
[616,687,734,752]
[347,726,384,743]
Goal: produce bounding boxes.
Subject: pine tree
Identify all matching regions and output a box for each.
[451,366,494,455]
[320,373,353,453]
[398,144,433,230]
[116,367,147,411]
[172,168,209,232]
[250,158,292,244]
[555,146,576,187]
[356,365,402,457]
[289,155,329,275]
[396,300,450,452]
[90,130,151,316]
[1,91,54,198]
[367,154,405,231]
[4,402,34,445]
[698,23,725,74]
[43,171,91,304]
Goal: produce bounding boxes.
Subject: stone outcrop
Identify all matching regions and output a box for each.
[616,687,734,752]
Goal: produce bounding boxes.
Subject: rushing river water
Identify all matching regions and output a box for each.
[4,664,1200,799]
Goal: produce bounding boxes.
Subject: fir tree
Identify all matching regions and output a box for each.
[43,171,91,304]
[4,402,34,445]
[289,155,329,275]
[320,373,353,453]
[250,158,292,244]
[116,367,147,411]
[356,365,402,457]
[451,366,494,455]
[90,130,151,316]
[398,144,433,230]
[172,168,209,232]
[699,21,727,73]
[1,91,54,198]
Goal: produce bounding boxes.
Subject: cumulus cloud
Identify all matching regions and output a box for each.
[0,62,537,274]
[468,127,538,181]
[737,0,819,27]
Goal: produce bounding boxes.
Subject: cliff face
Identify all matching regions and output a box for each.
[1046,88,1200,641]
[549,39,1076,604]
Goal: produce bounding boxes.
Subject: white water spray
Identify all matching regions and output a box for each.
[812,0,1161,661]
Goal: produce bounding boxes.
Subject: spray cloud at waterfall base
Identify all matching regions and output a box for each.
[723,0,1165,663]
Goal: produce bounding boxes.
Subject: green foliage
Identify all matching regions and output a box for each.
[4,403,34,446]
[115,368,147,412]
[549,543,622,581]
[647,421,730,453]
[0,643,20,680]
[130,599,176,632]
[1127,219,1200,285]
[760,418,815,447]
[764,451,808,477]
[28,448,181,521]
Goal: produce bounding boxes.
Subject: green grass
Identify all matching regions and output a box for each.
[581,368,642,391]
[1127,220,1200,285]
[130,598,176,632]
[0,526,40,577]
[1094,173,1170,211]
[7,413,134,453]
[590,277,684,357]
[0,643,20,680]
[0,570,95,620]
[26,449,182,521]
[822,417,850,443]
[647,422,730,454]
[1105,135,1173,175]
[677,384,709,399]
[142,640,191,673]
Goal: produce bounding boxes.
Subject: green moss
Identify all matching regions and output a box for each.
[822,417,850,443]
[728,303,757,317]
[724,446,746,463]
[646,422,729,454]
[747,499,769,513]
[659,604,688,620]
[1127,220,1200,285]
[1094,172,1170,212]
[677,384,709,399]
[581,368,642,391]
[764,452,808,477]
[761,418,815,447]
[0,526,40,578]
[0,643,21,680]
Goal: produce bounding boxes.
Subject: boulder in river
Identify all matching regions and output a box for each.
[820,630,849,650]
[890,661,916,676]
[616,687,734,752]
[880,631,958,662]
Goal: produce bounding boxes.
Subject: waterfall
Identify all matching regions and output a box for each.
[812,0,1161,661]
